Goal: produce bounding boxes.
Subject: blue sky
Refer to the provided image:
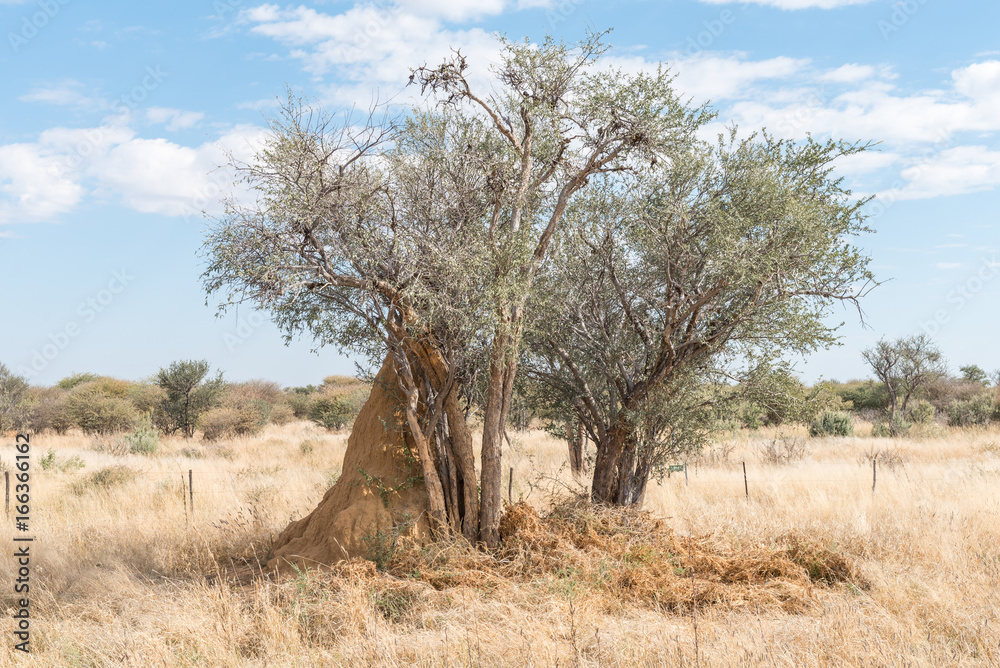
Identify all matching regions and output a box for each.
[1,0,998,387]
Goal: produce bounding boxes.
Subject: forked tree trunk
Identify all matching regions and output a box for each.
[389,332,479,542]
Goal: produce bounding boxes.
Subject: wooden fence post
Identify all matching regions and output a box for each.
[684,464,689,487]
[742,462,749,500]
[872,458,877,495]
[508,467,513,504]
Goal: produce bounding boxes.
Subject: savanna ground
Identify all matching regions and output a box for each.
[2,420,999,667]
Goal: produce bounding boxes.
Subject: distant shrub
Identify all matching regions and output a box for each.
[124,415,159,454]
[946,394,994,427]
[299,440,315,455]
[200,406,249,441]
[309,396,354,431]
[809,411,854,437]
[906,399,936,425]
[126,383,166,414]
[287,392,313,418]
[67,383,140,435]
[834,380,888,412]
[0,363,32,433]
[56,372,100,390]
[27,388,73,434]
[269,401,295,425]
[871,416,911,438]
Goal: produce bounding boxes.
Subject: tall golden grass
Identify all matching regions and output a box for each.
[2,421,999,666]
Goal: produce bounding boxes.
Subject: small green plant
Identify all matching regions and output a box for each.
[299,440,315,455]
[40,450,56,471]
[809,411,854,437]
[361,514,415,572]
[125,415,160,454]
[71,465,136,495]
[40,449,86,473]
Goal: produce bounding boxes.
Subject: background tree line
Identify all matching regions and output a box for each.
[0,360,370,453]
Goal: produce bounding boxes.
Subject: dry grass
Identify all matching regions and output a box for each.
[2,421,1000,666]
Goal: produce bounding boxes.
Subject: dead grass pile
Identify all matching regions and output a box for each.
[384,497,869,614]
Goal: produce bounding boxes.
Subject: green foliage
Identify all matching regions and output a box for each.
[71,465,136,495]
[361,514,415,572]
[946,393,994,427]
[27,388,73,434]
[801,382,853,422]
[832,380,888,412]
[66,383,140,435]
[309,396,354,431]
[126,383,166,414]
[286,392,313,418]
[872,416,911,438]
[299,440,315,455]
[0,363,32,433]
[124,415,160,454]
[906,399,936,425]
[959,364,989,386]
[39,449,85,472]
[56,372,100,390]
[808,411,854,437]
[156,360,225,438]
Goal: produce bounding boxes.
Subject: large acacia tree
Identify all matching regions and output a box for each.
[202,33,708,545]
[525,130,877,505]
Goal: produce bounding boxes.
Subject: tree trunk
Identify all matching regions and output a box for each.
[479,332,517,547]
[567,420,586,477]
[388,329,480,541]
[591,422,631,504]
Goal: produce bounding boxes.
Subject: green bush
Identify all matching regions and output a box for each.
[871,416,911,438]
[946,393,994,427]
[27,388,73,434]
[834,380,888,412]
[808,411,854,437]
[124,415,160,454]
[0,363,32,433]
[309,396,354,431]
[906,399,936,425]
[56,372,100,390]
[66,384,140,435]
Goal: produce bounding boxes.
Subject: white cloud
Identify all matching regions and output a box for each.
[936,263,964,269]
[146,107,205,131]
[820,63,875,83]
[699,0,876,8]
[0,122,267,223]
[19,80,101,109]
[669,53,809,102]
[881,146,1000,200]
[0,144,85,223]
